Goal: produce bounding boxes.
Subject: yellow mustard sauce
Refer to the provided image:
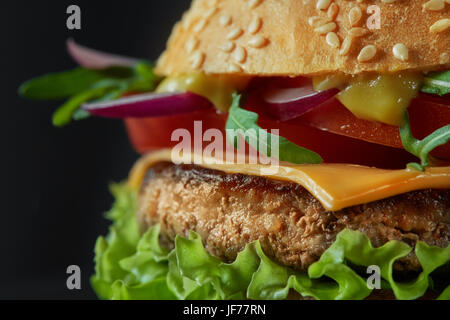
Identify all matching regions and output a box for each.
[314,72,423,126]
[157,71,423,125]
[156,73,250,112]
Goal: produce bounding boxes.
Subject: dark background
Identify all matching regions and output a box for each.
[1,0,190,299]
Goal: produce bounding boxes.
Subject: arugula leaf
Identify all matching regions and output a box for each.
[226,93,323,164]
[52,87,109,127]
[400,110,450,170]
[19,68,106,100]
[72,108,91,121]
[71,85,131,122]
[19,62,159,127]
[130,62,158,91]
[421,71,450,96]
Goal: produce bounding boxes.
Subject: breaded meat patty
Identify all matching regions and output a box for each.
[138,162,450,273]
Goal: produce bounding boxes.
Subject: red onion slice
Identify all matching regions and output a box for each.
[264,85,339,121]
[82,92,213,118]
[67,39,140,69]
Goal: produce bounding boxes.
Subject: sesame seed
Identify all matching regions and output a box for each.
[393,43,409,61]
[430,19,450,33]
[182,14,194,30]
[219,14,232,27]
[228,63,242,72]
[327,3,339,21]
[219,41,236,53]
[316,0,332,11]
[348,27,369,37]
[227,27,244,40]
[308,16,329,28]
[233,46,247,63]
[339,36,353,56]
[440,52,450,64]
[358,45,377,62]
[349,7,362,27]
[423,0,445,11]
[248,35,268,48]
[314,22,336,34]
[249,0,263,9]
[190,51,205,69]
[185,37,199,53]
[248,16,263,34]
[204,7,218,19]
[193,19,207,33]
[326,32,340,48]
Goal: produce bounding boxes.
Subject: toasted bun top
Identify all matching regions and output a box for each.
[155,0,450,76]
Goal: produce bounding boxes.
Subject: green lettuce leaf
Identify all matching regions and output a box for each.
[91,183,450,300]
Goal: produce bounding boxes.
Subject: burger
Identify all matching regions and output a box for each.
[20,0,450,300]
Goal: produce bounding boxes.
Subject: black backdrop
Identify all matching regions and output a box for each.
[1,0,190,299]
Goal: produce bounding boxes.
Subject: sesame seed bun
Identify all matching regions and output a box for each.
[155,0,450,76]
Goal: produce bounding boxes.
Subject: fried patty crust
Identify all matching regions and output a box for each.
[138,162,450,272]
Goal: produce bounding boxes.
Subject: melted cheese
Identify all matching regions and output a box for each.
[128,149,450,211]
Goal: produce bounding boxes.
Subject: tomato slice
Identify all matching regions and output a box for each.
[124,88,448,168]
[246,95,417,169]
[288,93,450,160]
[125,102,418,169]
[409,94,450,160]
[125,109,227,153]
[291,97,402,148]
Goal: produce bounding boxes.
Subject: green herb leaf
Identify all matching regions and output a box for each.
[72,108,91,121]
[400,110,450,169]
[19,68,107,100]
[52,87,109,127]
[226,93,323,164]
[133,62,157,86]
[20,61,160,127]
[421,71,450,96]
[406,162,425,172]
[68,82,129,124]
